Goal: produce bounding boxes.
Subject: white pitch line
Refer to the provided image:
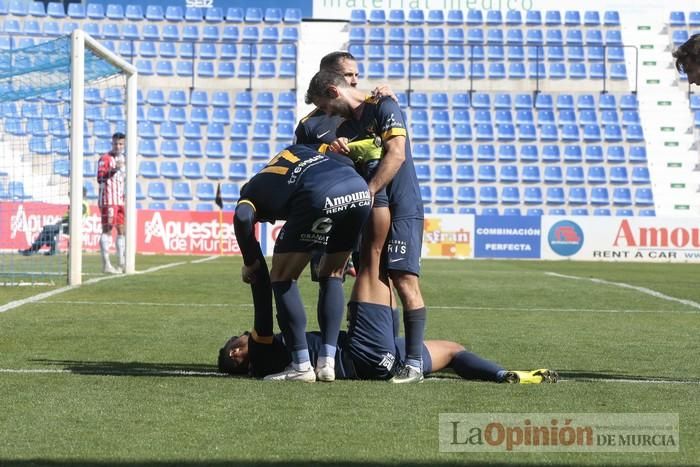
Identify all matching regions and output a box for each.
[0,257,219,314]
[0,368,697,384]
[546,272,700,311]
[0,368,225,377]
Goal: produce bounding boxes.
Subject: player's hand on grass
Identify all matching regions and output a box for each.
[241,259,261,284]
[329,137,350,155]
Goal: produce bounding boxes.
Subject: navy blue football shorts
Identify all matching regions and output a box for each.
[347,301,398,380]
[346,302,432,379]
[274,174,371,254]
[385,216,424,276]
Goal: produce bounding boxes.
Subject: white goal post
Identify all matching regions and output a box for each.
[68,30,137,285]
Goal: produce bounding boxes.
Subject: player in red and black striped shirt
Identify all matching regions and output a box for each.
[96,132,126,274]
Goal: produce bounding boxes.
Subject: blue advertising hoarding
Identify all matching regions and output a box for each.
[474,215,541,259]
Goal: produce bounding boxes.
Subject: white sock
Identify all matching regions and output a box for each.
[116,235,125,267]
[293,361,312,372]
[100,233,112,267]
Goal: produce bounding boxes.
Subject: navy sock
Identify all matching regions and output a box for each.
[404,307,426,369]
[450,351,505,382]
[271,281,308,362]
[317,277,344,358]
[391,308,400,338]
[250,257,273,336]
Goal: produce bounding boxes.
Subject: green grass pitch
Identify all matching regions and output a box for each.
[1,256,699,466]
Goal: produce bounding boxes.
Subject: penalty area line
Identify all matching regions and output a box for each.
[0,256,219,314]
[545,272,700,311]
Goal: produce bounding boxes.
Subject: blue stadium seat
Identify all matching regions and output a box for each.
[159,161,180,179]
[204,162,225,180]
[170,182,191,201]
[479,186,498,204]
[230,142,248,160]
[412,144,429,161]
[184,124,202,140]
[183,141,203,159]
[628,146,647,164]
[53,159,69,177]
[455,144,473,161]
[182,161,203,179]
[517,124,537,141]
[583,10,600,26]
[456,165,475,183]
[546,187,566,205]
[433,123,451,140]
[220,183,240,202]
[634,188,654,206]
[349,9,366,23]
[433,144,452,161]
[608,166,628,184]
[228,162,248,181]
[415,164,431,182]
[565,166,585,184]
[669,11,685,27]
[613,187,632,206]
[160,140,180,158]
[563,145,582,163]
[477,164,497,182]
[621,124,643,142]
[420,185,432,203]
[517,145,537,163]
[206,123,225,141]
[631,167,650,184]
[585,166,606,185]
[498,145,517,162]
[499,165,519,183]
[434,164,453,183]
[544,165,563,184]
[457,186,476,204]
[147,182,169,201]
[521,165,541,183]
[501,187,520,204]
[615,208,633,216]
[604,10,620,26]
[542,144,561,163]
[524,188,543,205]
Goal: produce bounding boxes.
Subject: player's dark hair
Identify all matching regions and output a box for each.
[305,70,349,105]
[112,132,126,141]
[217,332,250,375]
[319,51,356,73]
[673,33,700,73]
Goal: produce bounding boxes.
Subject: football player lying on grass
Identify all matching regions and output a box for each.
[218,300,558,384]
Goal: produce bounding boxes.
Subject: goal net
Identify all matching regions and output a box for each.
[0,30,137,286]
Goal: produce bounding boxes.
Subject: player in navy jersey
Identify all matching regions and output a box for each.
[234,144,371,382]
[218,301,558,384]
[296,51,395,281]
[306,70,429,383]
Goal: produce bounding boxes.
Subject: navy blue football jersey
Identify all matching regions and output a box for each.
[335,96,423,219]
[294,108,344,144]
[248,332,354,379]
[238,144,356,223]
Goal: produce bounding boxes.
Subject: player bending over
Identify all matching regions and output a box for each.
[233,143,371,383]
